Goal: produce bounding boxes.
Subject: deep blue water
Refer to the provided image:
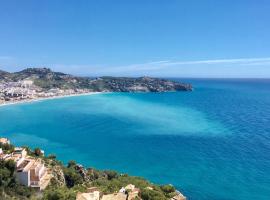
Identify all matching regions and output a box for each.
[0,79,270,200]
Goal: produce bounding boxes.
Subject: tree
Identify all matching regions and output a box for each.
[67,160,76,168]
[0,160,16,187]
[4,160,16,174]
[0,168,11,187]
[34,148,43,157]
[104,170,118,180]
[63,168,83,188]
[0,143,14,153]
[48,154,57,160]
[141,189,167,200]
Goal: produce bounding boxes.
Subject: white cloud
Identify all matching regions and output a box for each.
[47,57,270,77]
[161,57,270,66]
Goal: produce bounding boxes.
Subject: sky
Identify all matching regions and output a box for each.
[0,0,270,78]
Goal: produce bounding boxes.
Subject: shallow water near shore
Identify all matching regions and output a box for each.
[0,79,270,200]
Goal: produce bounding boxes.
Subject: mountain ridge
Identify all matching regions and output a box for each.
[0,67,193,92]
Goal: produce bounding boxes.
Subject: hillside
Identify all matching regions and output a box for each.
[0,140,186,200]
[0,68,192,92]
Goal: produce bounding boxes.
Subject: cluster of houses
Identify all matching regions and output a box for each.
[0,80,37,102]
[0,79,91,104]
[0,137,51,190]
[77,184,141,200]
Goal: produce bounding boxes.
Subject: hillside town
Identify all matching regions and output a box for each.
[0,137,186,200]
[0,68,192,105]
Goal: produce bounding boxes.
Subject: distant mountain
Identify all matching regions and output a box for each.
[0,68,193,92]
[0,70,11,81]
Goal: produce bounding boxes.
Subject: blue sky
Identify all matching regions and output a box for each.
[0,0,270,77]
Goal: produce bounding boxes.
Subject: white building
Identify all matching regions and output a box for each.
[21,80,33,88]
[3,146,50,190]
[16,158,48,190]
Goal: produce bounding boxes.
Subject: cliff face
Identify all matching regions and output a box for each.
[50,165,66,187]
[0,68,193,92]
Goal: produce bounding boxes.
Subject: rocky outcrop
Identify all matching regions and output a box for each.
[50,165,66,187]
[74,164,91,182]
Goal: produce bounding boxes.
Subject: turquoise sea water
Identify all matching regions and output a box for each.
[0,79,270,200]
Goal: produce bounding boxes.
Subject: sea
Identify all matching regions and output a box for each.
[0,78,269,200]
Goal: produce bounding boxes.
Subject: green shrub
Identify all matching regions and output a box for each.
[43,187,76,200]
[160,184,175,194]
[63,167,83,188]
[0,142,14,153]
[34,148,43,157]
[47,154,57,160]
[141,188,167,200]
[104,170,118,180]
[67,160,77,168]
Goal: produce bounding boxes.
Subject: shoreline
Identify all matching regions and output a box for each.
[0,92,104,107]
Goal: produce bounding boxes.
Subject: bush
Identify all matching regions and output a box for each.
[104,170,118,180]
[48,154,57,160]
[0,160,16,187]
[6,184,34,198]
[63,168,83,188]
[141,189,167,200]
[34,148,43,157]
[0,168,11,187]
[67,160,77,168]
[0,143,14,153]
[87,168,101,180]
[160,184,175,194]
[43,187,76,200]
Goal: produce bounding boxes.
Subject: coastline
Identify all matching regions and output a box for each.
[0,92,104,107]
[0,138,186,200]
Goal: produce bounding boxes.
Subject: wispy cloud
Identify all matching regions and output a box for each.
[160,57,270,66]
[0,56,14,60]
[48,57,270,77]
[97,57,270,74]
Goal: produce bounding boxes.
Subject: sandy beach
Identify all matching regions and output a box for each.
[0,92,103,107]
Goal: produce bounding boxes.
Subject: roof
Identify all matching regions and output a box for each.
[77,191,100,200]
[14,147,25,152]
[17,158,44,173]
[102,193,127,200]
[17,159,31,172]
